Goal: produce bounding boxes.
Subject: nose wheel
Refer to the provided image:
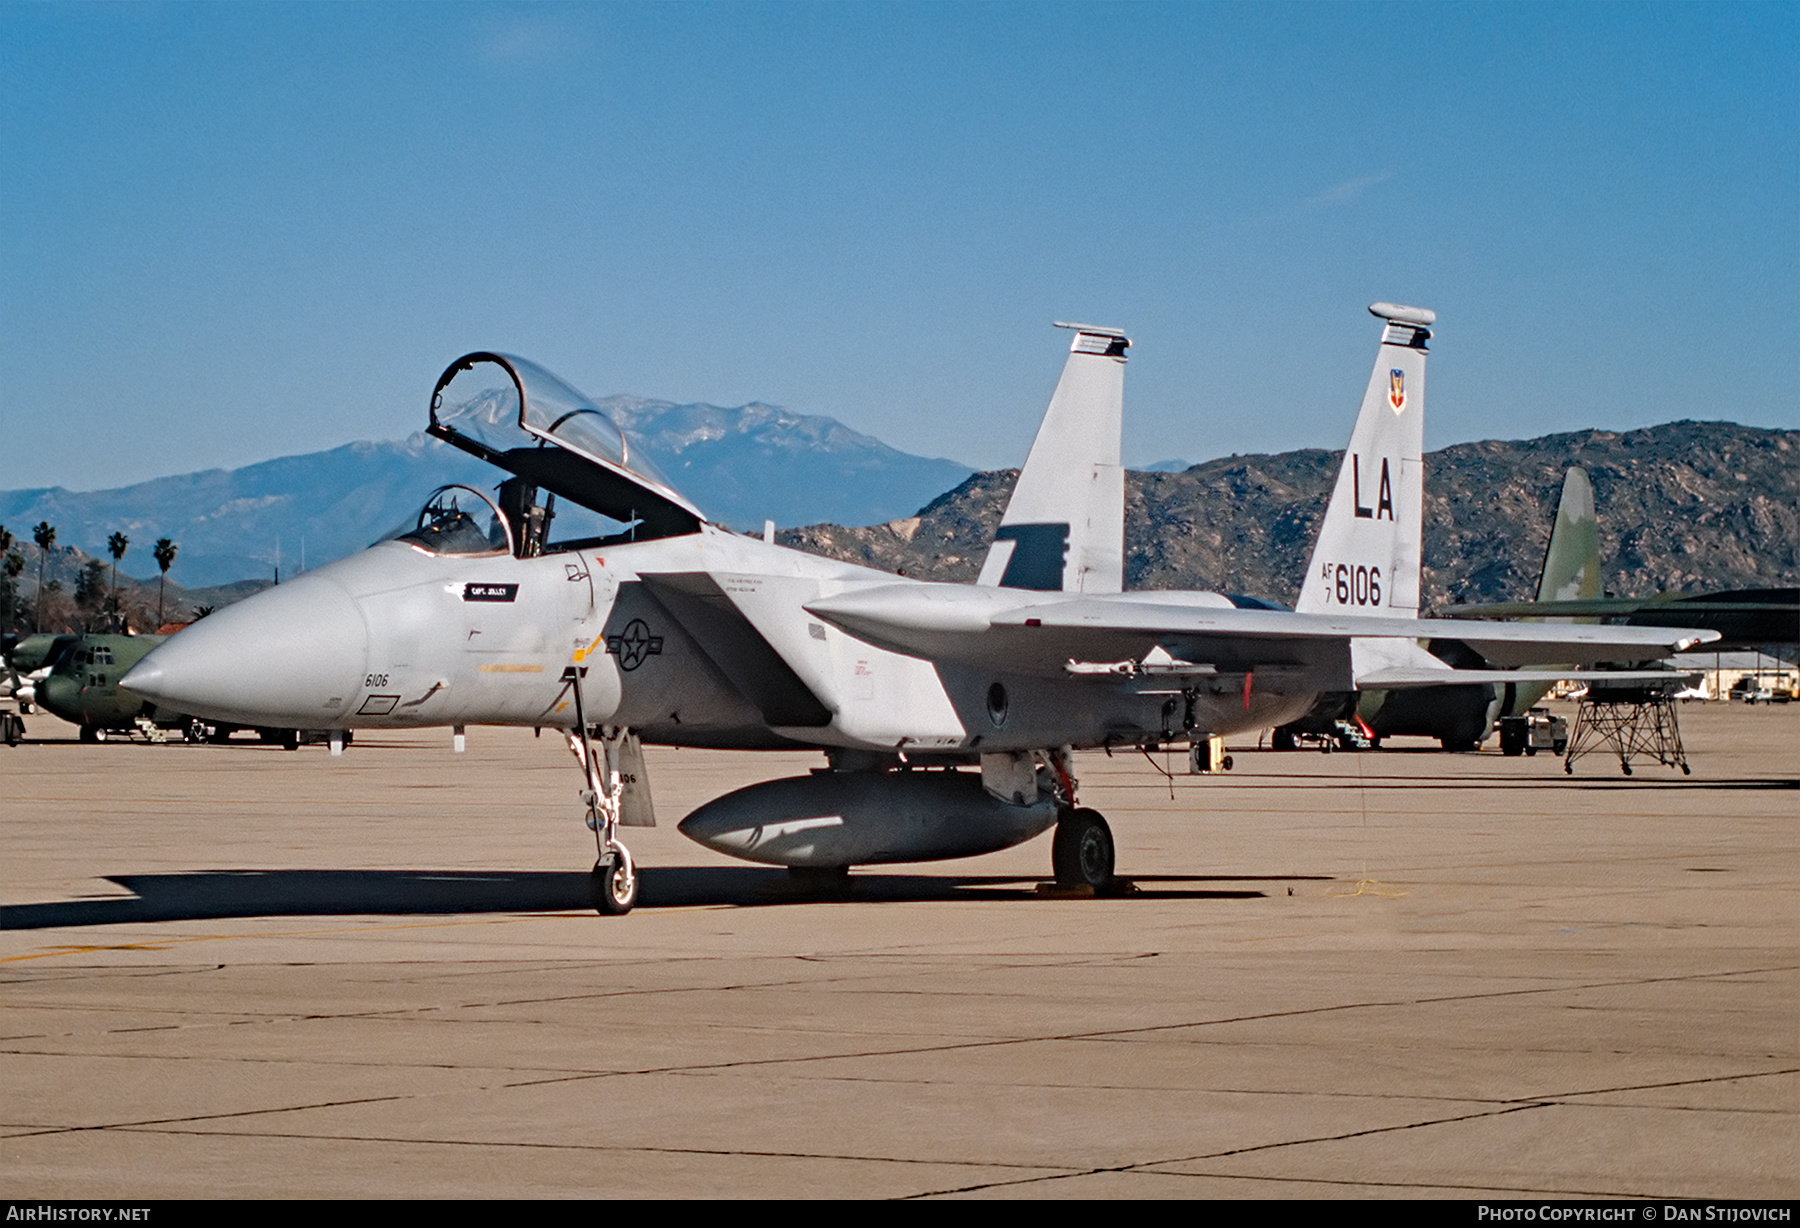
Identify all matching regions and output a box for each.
[1052,808,1115,889]
[591,849,638,915]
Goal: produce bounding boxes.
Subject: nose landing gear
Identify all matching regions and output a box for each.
[565,665,637,915]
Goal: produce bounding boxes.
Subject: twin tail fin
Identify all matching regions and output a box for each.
[977,323,1128,595]
[1297,303,1433,618]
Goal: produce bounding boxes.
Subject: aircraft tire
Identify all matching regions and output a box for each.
[2,714,20,746]
[592,857,637,916]
[1052,808,1115,889]
[1271,727,1297,752]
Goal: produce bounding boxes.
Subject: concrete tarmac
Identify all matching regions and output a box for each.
[2,703,1795,1199]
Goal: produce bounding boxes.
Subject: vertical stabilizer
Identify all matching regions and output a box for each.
[977,323,1127,594]
[1535,466,1600,604]
[1497,465,1603,718]
[1297,303,1432,617]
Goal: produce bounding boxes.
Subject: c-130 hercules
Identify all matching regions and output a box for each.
[122,305,1714,913]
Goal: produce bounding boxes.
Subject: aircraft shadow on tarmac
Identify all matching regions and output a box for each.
[0,868,1310,929]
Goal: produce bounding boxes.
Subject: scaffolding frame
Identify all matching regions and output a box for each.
[1563,682,1690,776]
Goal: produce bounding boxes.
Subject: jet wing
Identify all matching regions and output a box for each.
[1444,587,1800,651]
[805,583,1719,685]
[1351,667,1701,688]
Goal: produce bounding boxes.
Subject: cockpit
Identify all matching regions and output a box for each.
[426,353,708,555]
[392,485,514,557]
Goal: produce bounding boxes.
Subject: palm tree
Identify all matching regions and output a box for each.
[0,525,14,631]
[108,531,129,630]
[3,551,21,633]
[31,522,55,632]
[153,537,178,627]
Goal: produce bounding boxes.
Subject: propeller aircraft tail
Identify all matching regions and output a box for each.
[1535,466,1602,605]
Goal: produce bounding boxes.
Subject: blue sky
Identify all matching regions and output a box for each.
[3,1,1795,494]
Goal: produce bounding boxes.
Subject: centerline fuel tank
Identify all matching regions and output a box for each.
[677,769,1059,868]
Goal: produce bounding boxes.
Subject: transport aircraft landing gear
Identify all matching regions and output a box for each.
[1052,807,1115,890]
[565,665,637,916]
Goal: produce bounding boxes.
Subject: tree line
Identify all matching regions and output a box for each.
[0,521,180,635]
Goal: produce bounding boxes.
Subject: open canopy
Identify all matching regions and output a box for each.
[428,352,706,540]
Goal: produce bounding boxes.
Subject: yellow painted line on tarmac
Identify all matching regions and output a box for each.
[0,912,596,963]
[1226,934,1310,944]
[1327,878,1409,898]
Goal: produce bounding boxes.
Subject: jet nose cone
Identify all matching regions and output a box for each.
[118,660,165,700]
[122,574,369,726]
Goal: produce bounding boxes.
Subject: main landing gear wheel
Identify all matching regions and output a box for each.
[591,854,638,915]
[1052,808,1115,890]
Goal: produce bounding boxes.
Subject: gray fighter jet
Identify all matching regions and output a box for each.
[122,306,1715,912]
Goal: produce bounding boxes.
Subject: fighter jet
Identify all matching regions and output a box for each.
[122,305,1715,913]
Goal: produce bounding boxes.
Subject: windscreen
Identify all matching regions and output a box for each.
[389,486,512,557]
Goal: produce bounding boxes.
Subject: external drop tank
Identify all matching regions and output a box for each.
[678,769,1059,868]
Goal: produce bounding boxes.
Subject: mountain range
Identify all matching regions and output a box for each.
[5,408,1792,613]
[779,422,1798,608]
[0,397,973,587]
